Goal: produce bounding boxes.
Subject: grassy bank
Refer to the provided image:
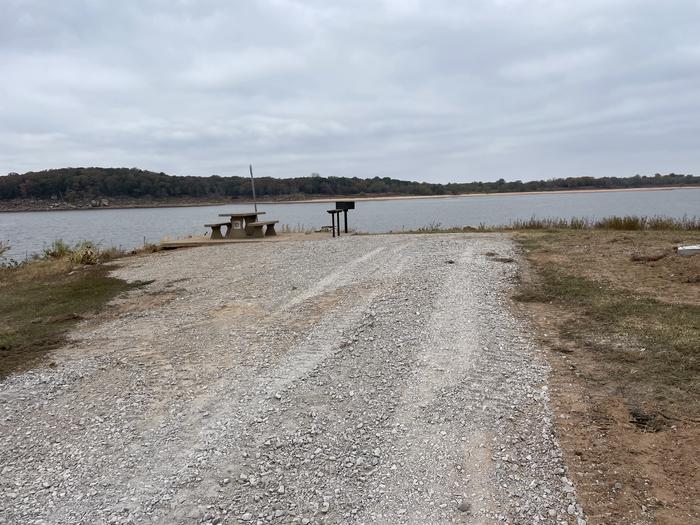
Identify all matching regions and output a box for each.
[514,230,700,524]
[510,214,700,230]
[0,241,153,378]
[396,214,700,233]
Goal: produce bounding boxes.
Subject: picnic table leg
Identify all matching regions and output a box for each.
[244,215,261,236]
[264,224,277,236]
[226,220,245,238]
[343,209,348,233]
[331,212,336,237]
[210,225,224,240]
[251,225,264,238]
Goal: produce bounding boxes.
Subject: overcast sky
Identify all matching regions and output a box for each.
[1,0,699,183]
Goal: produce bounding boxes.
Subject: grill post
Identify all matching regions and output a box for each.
[331,212,336,237]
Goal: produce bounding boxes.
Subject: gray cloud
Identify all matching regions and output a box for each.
[1,0,699,182]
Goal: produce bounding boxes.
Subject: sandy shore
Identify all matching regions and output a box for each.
[267,185,699,205]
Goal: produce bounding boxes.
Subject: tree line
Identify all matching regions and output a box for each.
[0,167,697,201]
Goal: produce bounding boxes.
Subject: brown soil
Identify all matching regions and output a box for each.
[515,230,700,524]
[525,303,699,524]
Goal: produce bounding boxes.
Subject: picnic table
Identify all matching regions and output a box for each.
[216,212,278,239]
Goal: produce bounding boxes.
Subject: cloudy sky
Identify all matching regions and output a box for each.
[1,0,699,183]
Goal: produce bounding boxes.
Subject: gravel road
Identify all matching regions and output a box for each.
[1,234,586,525]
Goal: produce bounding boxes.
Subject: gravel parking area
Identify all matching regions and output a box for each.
[1,234,585,524]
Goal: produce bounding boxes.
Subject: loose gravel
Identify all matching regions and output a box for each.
[1,233,586,524]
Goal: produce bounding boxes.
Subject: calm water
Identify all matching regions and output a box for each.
[1,188,698,261]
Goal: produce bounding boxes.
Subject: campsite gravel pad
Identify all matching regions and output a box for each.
[0,234,586,524]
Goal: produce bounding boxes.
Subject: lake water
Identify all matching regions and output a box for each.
[1,188,698,261]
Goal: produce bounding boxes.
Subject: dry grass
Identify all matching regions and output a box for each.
[515,258,699,413]
[515,230,700,523]
[509,215,700,231]
[395,215,700,234]
[3,258,74,283]
[517,230,700,305]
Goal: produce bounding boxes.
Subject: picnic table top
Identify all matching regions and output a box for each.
[218,211,266,218]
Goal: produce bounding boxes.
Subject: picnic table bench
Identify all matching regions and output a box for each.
[247,220,279,238]
[204,222,230,240]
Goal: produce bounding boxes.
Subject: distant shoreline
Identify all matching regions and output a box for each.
[265,185,700,205]
[0,185,697,213]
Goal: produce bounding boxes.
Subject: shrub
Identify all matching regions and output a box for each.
[69,242,100,265]
[37,239,109,265]
[41,240,72,260]
[0,241,19,269]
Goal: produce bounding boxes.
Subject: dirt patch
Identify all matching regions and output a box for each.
[630,252,667,263]
[543,322,699,524]
[515,231,700,524]
[526,301,700,524]
[484,251,516,263]
[212,302,265,319]
[211,287,347,333]
[110,290,177,315]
